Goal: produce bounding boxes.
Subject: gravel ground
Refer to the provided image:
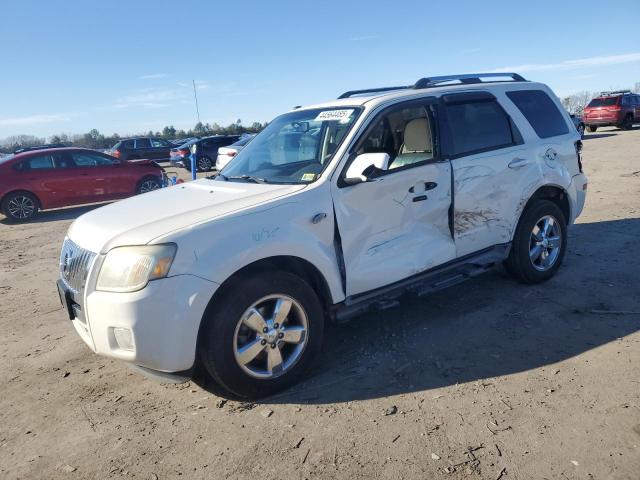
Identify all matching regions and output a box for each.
[1,128,639,480]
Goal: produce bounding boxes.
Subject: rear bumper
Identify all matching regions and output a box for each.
[569,173,588,224]
[170,157,188,168]
[584,116,622,126]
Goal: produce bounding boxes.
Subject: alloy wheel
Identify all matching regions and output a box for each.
[139,180,159,193]
[198,157,212,171]
[233,294,309,379]
[529,215,562,271]
[7,195,36,219]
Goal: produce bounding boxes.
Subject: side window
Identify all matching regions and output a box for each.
[506,90,569,138]
[621,96,629,106]
[356,104,435,171]
[150,138,170,148]
[122,140,134,149]
[52,153,73,168]
[135,138,151,149]
[22,154,54,170]
[445,100,514,156]
[72,153,116,167]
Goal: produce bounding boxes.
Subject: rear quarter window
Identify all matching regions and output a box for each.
[506,90,569,139]
[445,100,515,156]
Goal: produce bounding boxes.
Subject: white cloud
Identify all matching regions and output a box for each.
[113,88,186,109]
[0,114,72,127]
[491,52,640,73]
[140,73,168,80]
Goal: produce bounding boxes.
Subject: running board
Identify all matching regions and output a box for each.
[333,243,510,323]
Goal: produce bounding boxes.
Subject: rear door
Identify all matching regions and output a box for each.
[149,138,172,160]
[441,91,531,257]
[134,138,152,159]
[333,99,456,296]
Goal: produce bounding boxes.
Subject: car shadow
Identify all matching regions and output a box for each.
[0,203,108,225]
[196,217,640,404]
[583,132,618,140]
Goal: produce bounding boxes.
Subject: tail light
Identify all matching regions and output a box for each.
[606,105,621,111]
[112,149,121,159]
[227,151,237,157]
[179,148,190,156]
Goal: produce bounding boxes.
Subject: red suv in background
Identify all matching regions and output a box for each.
[583,90,640,132]
[0,147,164,222]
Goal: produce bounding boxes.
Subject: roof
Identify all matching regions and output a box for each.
[298,79,548,112]
[11,147,98,158]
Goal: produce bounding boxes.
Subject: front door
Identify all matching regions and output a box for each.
[332,100,456,297]
[69,151,123,201]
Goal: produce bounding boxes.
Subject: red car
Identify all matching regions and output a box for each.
[0,147,164,222]
[583,90,640,132]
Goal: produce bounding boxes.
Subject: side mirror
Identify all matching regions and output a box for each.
[344,153,390,185]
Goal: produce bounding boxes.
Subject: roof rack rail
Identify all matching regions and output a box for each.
[338,85,411,99]
[337,73,527,100]
[599,89,631,96]
[413,72,526,89]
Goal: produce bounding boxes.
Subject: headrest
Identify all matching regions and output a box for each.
[403,118,430,152]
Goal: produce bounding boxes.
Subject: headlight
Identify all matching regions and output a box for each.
[96,244,177,293]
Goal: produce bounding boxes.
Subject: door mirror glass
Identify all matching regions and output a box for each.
[344,153,390,184]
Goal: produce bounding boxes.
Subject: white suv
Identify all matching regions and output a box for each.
[57,73,588,398]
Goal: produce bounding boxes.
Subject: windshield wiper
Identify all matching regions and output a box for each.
[224,174,268,184]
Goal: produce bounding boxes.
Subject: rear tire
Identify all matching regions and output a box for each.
[198,271,324,399]
[1,191,39,222]
[504,200,567,284]
[621,114,633,130]
[196,156,213,172]
[587,125,598,133]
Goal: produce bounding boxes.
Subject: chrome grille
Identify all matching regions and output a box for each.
[59,238,96,294]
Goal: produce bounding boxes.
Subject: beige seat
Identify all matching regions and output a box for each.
[389,118,433,169]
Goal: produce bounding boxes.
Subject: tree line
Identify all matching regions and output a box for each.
[0,120,266,154]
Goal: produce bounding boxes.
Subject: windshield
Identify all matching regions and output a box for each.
[0,153,15,164]
[218,107,361,184]
[588,97,619,107]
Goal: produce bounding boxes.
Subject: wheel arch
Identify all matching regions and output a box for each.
[521,185,571,225]
[195,255,333,354]
[1,189,43,211]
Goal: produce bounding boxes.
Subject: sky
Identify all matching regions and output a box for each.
[1,0,639,139]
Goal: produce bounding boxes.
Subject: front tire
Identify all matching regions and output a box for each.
[1,191,39,222]
[504,200,567,284]
[198,271,324,399]
[136,176,161,194]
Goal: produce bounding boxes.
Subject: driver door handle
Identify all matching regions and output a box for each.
[508,158,530,169]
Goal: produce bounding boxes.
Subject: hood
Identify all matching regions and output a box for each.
[67,179,305,253]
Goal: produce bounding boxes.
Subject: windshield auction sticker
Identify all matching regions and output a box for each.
[314,109,354,123]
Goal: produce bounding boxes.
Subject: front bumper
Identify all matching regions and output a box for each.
[61,274,218,373]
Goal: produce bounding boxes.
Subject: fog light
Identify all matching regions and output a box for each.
[113,327,134,352]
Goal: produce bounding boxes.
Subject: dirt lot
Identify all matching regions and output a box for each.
[1,129,639,480]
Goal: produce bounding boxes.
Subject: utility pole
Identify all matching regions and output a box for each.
[192,79,201,124]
